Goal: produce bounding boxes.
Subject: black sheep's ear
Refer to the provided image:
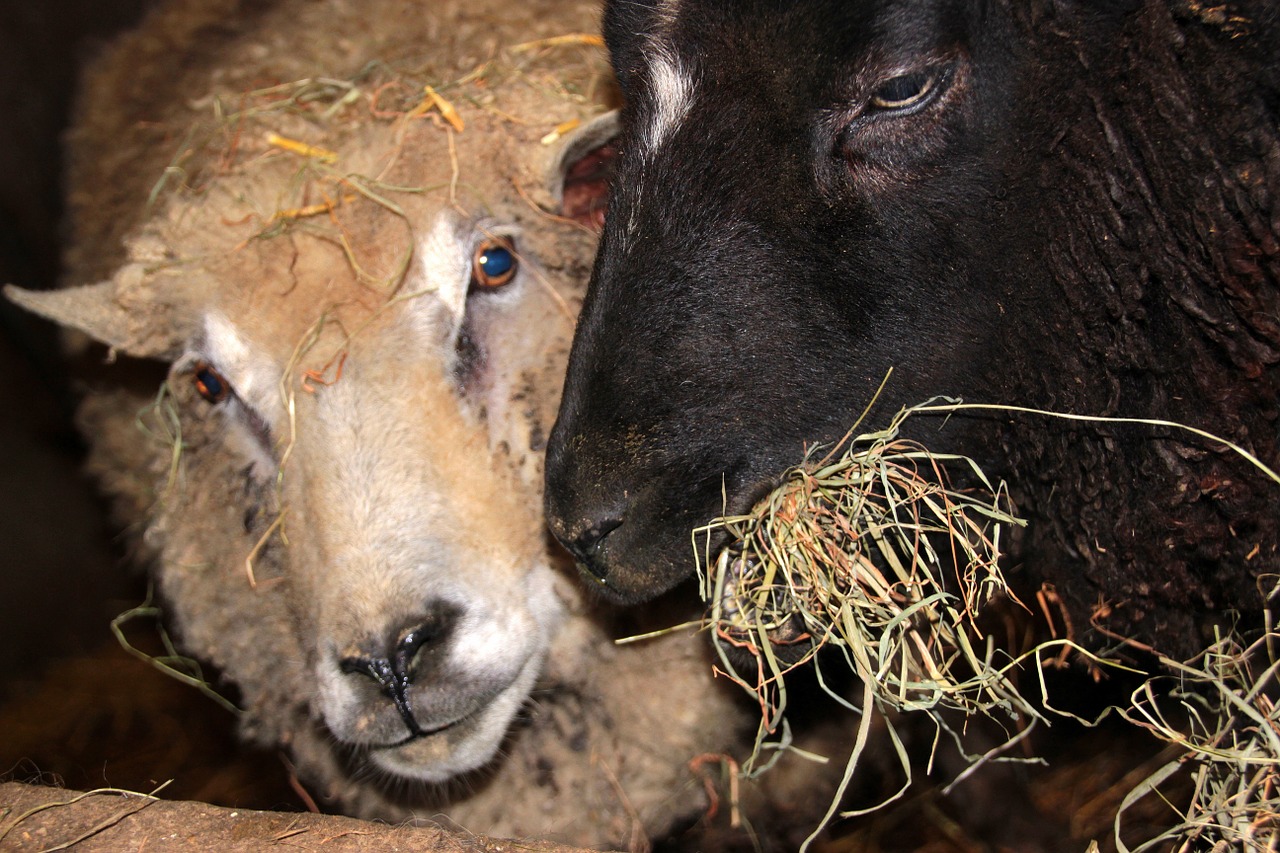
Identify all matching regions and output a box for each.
[551,111,619,233]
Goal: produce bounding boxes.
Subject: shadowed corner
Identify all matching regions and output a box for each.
[0,0,296,811]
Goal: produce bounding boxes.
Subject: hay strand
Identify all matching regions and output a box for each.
[265,132,339,163]
[418,86,465,132]
[111,590,241,715]
[0,782,171,850]
[511,33,605,52]
[1114,584,1280,852]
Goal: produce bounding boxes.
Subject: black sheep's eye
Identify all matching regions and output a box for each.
[869,69,942,112]
[471,239,518,290]
[193,361,231,403]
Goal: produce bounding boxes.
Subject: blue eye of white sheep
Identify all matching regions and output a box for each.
[193,361,231,404]
[471,239,518,289]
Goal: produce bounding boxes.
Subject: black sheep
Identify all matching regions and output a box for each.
[545,0,1280,658]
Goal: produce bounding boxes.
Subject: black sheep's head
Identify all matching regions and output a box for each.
[546,0,1035,602]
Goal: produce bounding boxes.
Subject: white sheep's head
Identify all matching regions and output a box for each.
[8,95,617,786]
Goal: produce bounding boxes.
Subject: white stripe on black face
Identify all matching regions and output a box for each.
[640,47,695,155]
[616,7,693,250]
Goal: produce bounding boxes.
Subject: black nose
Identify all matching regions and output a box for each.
[562,518,623,582]
[340,603,460,735]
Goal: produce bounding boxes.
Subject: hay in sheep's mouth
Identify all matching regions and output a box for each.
[698,396,1031,723]
[691,391,1280,851]
[694,394,1049,849]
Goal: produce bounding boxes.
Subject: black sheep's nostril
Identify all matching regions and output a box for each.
[565,518,622,581]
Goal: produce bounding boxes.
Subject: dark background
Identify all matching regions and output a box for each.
[0,1,296,807]
[0,0,153,692]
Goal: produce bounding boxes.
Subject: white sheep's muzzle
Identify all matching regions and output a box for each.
[308,551,564,783]
[364,649,543,783]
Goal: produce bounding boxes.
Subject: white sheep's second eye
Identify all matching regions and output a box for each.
[193,361,232,403]
[470,239,518,290]
[869,68,944,112]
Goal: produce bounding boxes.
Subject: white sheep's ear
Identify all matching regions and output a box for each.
[5,277,186,360]
[550,110,619,232]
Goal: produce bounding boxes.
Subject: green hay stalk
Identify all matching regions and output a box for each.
[135,381,184,502]
[111,587,240,715]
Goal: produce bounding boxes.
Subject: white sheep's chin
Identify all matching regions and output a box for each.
[365,651,541,783]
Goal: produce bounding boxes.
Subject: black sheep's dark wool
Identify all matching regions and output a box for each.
[545,0,1280,659]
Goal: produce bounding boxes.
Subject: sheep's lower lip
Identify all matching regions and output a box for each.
[381,712,463,742]
[355,649,543,783]
[373,712,471,750]
[363,707,502,784]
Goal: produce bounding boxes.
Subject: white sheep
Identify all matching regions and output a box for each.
[3,0,816,847]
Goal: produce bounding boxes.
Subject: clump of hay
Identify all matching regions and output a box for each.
[1111,581,1280,852]
[699,396,1027,719]
[693,383,1280,850]
[695,392,1045,849]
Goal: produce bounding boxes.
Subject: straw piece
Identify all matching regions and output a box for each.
[264,132,339,163]
[541,117,581,145]
[511,33,605,52]
[421,85,464,132]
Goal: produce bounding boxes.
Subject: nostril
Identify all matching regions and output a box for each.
[340,653,420,736]
[566,518,622,580]
[395,602,461,681]
[340,654,395,686]
[397,626,436,664]
[339,602,459,739]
